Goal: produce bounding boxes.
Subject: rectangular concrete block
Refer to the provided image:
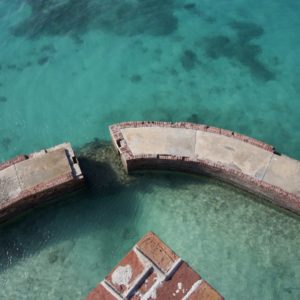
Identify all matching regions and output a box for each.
[189,281,224,300]
[15,149,72,190]
[0,143,84,223]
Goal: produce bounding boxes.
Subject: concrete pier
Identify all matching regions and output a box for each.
[86,232,224,300]
[110,121,300,215]
[0,143,84,223]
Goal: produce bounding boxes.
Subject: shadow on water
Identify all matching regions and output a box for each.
[11,0,178,39]
[0,140,136,273]
[0,139,206,274]
[0,139,299,276]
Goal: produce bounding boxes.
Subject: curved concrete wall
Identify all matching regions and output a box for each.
[110,121,300,215]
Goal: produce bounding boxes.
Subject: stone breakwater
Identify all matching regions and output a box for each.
[0,143,84,223]
[110,121,300,215]
[86,231,224,300]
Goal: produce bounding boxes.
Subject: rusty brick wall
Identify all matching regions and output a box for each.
[0,173,84,223]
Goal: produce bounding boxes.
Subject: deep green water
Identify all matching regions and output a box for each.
[0,1,300,299]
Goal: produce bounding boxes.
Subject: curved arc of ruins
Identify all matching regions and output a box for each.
[110,121,300,215]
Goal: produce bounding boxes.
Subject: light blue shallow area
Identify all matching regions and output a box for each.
[0,1,300,299]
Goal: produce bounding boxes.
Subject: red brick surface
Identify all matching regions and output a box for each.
[152,262,201,300]
[86,284,117,300]
[86,232,224,300]
[105,249,147,296]
[137,231,179,274]
[189,281,224,300]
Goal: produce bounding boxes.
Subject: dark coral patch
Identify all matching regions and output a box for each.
[12,0,91,38]
[183,3,196,10]
[0,96,7,102]
[187,113,200,123]
[203,20,275,82]
[130,74,142,83]
[24,62,33,68]
[11,0,178,39]
[41,44,57,53]
[229,20,264,42]
[7,64,17,70]
[1,137,12,150]
[180,49,198,71]
[37,56,49,65]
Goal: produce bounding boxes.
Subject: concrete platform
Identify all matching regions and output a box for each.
[0,143,84,223]
[86,232,224,300]
[110,121,300,215]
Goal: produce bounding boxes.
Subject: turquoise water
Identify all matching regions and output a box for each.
[0,0,300,299]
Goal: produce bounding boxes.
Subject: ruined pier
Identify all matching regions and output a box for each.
[0,143,84,223]
[110,121,300,215]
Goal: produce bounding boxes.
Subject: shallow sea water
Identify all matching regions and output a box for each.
[0,0,300,299]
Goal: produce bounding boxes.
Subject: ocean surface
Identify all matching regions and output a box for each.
[0,0,300,299]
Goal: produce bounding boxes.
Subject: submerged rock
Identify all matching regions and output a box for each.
[130,74,142,83]
[1,137,12,150]
[180,49,198,71]
[37,56,49,65]
[183,3,196,10]
[40,44,57,53]
[0,96,7,102]
[47,240,74,265]
[7,64,17,70]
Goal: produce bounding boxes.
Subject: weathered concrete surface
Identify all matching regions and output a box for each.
[195,131,273,179]
[110,121,300,215]
[263,155,300,197]
[0,143,84,223]
[0,165,22,203]
[15,149,72,190]
[122,127,196,157]
[86,232,224,300]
